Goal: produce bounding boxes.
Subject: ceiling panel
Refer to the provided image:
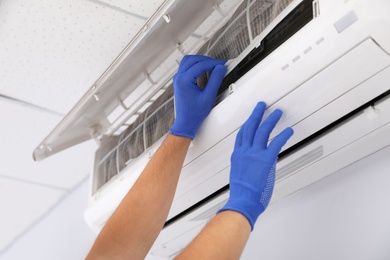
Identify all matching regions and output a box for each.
[0,0,147,114]
[0,98,96,189]
[0,176,65,254]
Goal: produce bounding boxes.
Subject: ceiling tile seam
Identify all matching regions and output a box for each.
[0,192,69,256]
[0,95,64,117]
[86,0,148,20]
[0,175,90,256]
[0,174,70,192]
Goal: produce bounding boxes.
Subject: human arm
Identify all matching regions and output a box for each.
[176,102,294,259]
[175,210,251,260]
[87,134,191,260]
[86,55,227,259]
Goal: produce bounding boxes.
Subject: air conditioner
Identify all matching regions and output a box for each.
[34,0,390,254]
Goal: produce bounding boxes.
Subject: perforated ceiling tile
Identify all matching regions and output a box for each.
[0,98,96,189]
[0,176,65,254]
[0,0,150,114]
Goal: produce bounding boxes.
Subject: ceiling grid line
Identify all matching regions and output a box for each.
[0,95,64,117]
[0,174,70,192]
[85,0,148,20]
[0,176,90,256]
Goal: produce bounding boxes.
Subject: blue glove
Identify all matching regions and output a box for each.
[169,55,227,139]
[218,102,294,230]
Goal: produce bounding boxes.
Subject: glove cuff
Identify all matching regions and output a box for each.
[169,119,199,139]
[217,198,266,231]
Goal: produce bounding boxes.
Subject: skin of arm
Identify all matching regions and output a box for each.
[86,134,191,260]
[175,211,251,260]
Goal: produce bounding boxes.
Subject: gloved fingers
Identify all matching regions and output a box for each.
[242,102,266,146]
[178,55,211,73]
[234,124,245,150]
[254,109,283,149]
[186,59,226,81]
[204,64,227,98]
[268,127,294,156]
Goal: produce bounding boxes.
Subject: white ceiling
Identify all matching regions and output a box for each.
[0,0,166,254]
[0,98,95,189]
[0,0,161,114]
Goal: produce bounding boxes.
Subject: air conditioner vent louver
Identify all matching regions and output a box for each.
[277,146,323,181]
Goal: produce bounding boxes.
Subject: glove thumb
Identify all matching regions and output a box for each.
[204,64,227,98]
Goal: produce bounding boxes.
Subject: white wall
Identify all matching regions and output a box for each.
[0,179,97,260]
[242,145,390,260]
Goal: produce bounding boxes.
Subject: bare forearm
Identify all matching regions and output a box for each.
[176,211,251,260]
[87,134,191,259]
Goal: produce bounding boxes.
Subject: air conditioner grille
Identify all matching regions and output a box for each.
[144,94,175,148]
[249,1,275,36]
[117,122,145,172]
[93,86,174,194]
[198,0,294,88]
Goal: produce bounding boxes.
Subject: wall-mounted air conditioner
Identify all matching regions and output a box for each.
[34,0,390,244]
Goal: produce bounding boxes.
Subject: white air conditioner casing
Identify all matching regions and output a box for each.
[85,0,390,232]
[34,0,390,251]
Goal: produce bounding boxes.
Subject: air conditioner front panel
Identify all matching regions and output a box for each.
[274,96,390,201]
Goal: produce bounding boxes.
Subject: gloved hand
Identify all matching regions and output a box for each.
[218,102,294,230]
[169,55,227,139]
